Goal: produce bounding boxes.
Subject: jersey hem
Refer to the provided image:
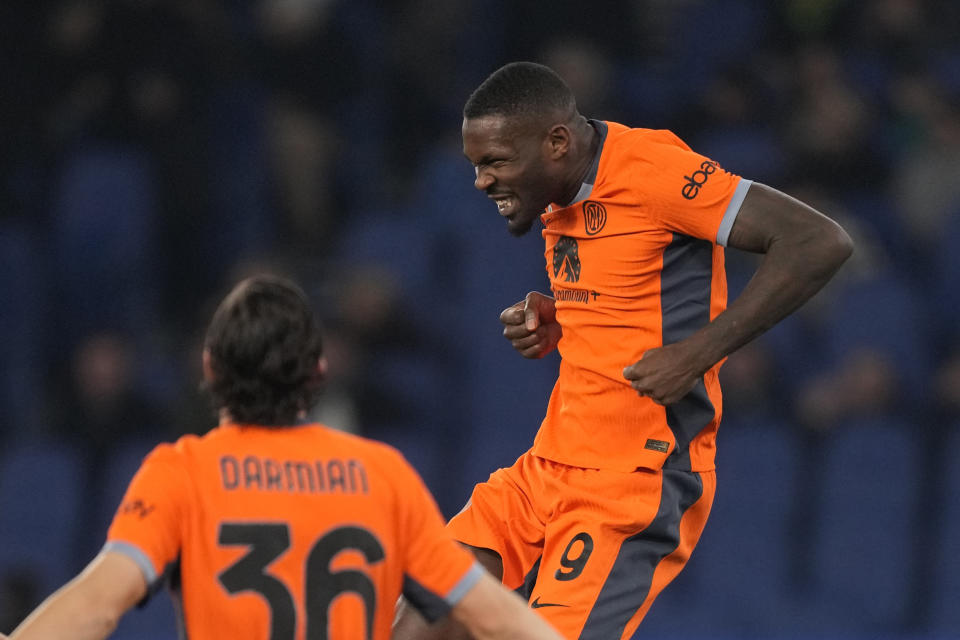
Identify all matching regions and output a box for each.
[527,448,717,473]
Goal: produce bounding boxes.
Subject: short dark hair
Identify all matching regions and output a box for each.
[204,275,324,426]
[464,61,576,122]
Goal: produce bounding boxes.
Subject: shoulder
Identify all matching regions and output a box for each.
[599,122,696,178]
[603,122,691,152]
[144,435,197,466]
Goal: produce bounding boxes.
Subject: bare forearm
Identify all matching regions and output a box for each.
[452,573,563,640]
[11,552,145,640]
[465,595,561,640]
[11,582,120,640]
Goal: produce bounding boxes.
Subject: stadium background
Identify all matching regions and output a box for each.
[1,0,959,638]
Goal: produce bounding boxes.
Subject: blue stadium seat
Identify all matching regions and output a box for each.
[49,144,161,350]
[450,201,557,501]
[693,126,786,185]
[931,206,960,342]
[802,416,921,635]
[359,351,455,511]
[927,421,960,634]
[0,223,47,434]
[332,208,437,309]
[823,272,932,397]
[0,440,86,595]
[642,415,802,638]
[203,82,275,262]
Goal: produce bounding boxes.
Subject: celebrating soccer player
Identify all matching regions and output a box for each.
[393,61,853,640]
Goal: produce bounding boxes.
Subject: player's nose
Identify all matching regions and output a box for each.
[474,168,494,191]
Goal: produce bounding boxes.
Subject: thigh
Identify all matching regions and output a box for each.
[446,451,548,591]
[528,467,716,640]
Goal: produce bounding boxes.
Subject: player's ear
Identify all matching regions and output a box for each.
[545,123,572,158]
[202,348,215,383]
[316,356,329,381]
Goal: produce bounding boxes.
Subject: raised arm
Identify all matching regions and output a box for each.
[10,551,147,640]
[624,181,853,404]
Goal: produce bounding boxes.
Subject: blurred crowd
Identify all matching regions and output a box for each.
[1,0,959,638]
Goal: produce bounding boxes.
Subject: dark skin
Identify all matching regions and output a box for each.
[394,110,853,640]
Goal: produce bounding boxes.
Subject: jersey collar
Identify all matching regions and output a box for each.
[544,119,608,216]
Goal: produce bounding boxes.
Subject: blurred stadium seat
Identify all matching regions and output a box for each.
[694,126,786,184]
[0,223,46,435]
[49,144,160,350]
[823,272,932,396]
[641,414,802,639]
[803,416,921,635]
[0,440,86,595]
[931,206,960,343]
[926,420,960,635]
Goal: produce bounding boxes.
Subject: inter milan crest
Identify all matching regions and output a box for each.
[553,236,581,282]
[583,200,607,235]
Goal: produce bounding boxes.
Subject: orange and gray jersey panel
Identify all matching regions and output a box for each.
[533,120,751,473]
[104,422,479,640]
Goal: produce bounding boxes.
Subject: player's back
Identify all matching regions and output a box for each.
[107,422,468,640]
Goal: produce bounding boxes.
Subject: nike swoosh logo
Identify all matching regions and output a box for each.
[530,596,568,609]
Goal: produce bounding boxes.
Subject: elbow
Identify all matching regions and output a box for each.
[814,218,854,272]
[830,223,855,267]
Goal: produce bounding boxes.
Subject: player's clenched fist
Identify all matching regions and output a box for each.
[499,291,562,359]
[622,342,704,406]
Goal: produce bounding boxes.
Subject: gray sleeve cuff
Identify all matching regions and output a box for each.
[716,178,752,247]
[445,562,485,606]
[103,540,157,585]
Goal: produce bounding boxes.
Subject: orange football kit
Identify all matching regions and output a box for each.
[105,422,482,640]
[448,121,752,639]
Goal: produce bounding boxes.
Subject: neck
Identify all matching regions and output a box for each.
[557,117,599,206]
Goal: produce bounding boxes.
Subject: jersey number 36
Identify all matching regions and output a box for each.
[218,522,385,640]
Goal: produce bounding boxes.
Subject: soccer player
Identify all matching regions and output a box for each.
[10,275,564,640]
[393,62,853,640]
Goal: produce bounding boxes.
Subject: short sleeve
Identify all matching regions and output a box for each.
[104,443,191,594]
[391,452,481,622]
[641,139,751,246]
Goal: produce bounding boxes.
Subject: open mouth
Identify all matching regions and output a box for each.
[492,195,516,216]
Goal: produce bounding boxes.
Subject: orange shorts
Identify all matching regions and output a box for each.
[446,449,716,640]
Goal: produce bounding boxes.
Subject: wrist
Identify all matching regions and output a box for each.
[682,330,724,376]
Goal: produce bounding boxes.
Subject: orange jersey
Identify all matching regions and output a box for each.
[533,121,751,472]
[105,422,481,640]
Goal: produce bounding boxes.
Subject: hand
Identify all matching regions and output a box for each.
[499,291,561,359]
[623,342,705,405]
